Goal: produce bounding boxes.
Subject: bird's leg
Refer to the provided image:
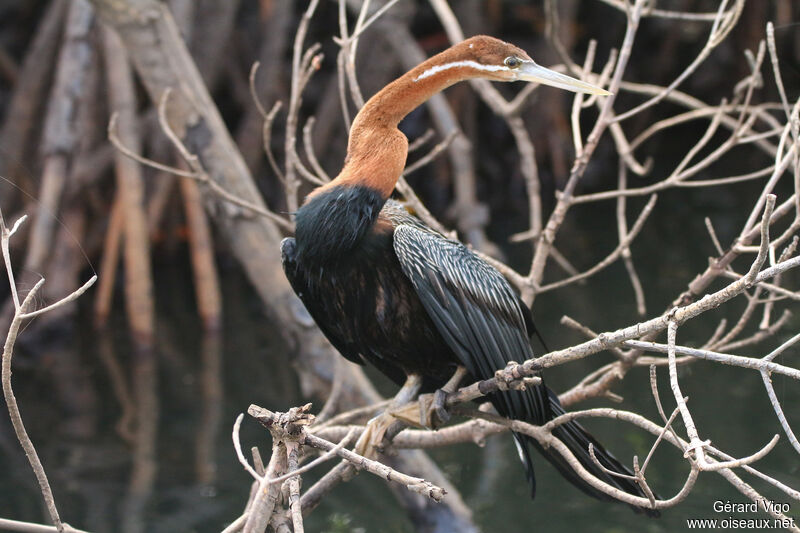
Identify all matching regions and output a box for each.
[415,365,468,429]
[391,366,468,429]
[354,374,423,458]
[387,365,468,429]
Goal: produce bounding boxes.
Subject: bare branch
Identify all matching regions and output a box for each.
[611,0,744,123]
[233,414,262,481]
[760,369,800,455]
[268,428,357,485]
[745,194,776,285]
[0,519,90,533]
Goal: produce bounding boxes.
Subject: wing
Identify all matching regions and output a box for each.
[394,225,659,511]
[392,225,550,425]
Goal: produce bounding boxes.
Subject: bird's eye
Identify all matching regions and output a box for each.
[504,56,521,69]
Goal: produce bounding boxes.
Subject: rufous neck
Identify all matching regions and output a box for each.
[353,52,469,131]
[320,51,471,200]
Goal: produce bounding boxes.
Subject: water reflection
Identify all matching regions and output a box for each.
[0,240,798,532]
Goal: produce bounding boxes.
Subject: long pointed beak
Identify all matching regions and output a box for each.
[518,61,611,96]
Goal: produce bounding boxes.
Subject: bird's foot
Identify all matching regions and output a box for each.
[386,394,444,429]
[357,374,424,455]
[420,389,451,428]
[353,412,397,458]
[395,366,468,429]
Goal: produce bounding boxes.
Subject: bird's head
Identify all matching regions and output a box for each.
[417,35,610,95]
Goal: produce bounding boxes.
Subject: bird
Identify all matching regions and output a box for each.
[281,35,657,516]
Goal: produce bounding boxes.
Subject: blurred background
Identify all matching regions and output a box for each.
[0,0,798,531]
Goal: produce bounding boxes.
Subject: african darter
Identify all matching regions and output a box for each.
[282,35,656,515]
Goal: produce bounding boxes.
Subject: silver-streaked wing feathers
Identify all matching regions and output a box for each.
[392,224,550,426]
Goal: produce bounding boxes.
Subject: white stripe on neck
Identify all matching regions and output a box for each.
[414,60,508,82]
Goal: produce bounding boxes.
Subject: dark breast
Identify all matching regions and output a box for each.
[282,203,462,386]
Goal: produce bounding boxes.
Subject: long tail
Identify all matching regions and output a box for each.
[494,384,659,517]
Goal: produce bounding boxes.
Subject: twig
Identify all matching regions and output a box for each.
[233,414,261,481]
[0,211,23,311]
[648,364,684,452]
[403,130,457,175]
[707,447,800,502]
[528,0,647,298]
[538,194,658,293]
[334,0,362,113]
[468,253,800,405]
[248,62,286,183]
[376,243,800,416]
[594,0,735,20]
[561,315,627,360]
[0,211,95,533]
[302,117,330,182]
[349,0,402,41]
[268,428,357,485]
[107,114,194,178]
[763,331,800,363]
[712,286,764,350]
[587,443,636,481]
[284,0,321,213]
[249,403,446,511]
[744,194,776,285]
[765,23,796,144]
[760,369,800,455]
[303,433,446,501]
[611,0,744,123]
[2,280,62,532]
[262,101,286,185]
[666,318,781,471]
[311,400,392,432]
[408,129,435,152]
[19,276,96,320]
[716,465,798,528]
[0,518,89,533]
[717,310,793,354]
[108,97,294,231]
[705,217,725,256]
[220,514,246,533]
[158,88,293,226]
[626,340,800,380]
[641,402,681,475]
[285,441,304,533]
[616,154,646,315]
[462,406,694,510]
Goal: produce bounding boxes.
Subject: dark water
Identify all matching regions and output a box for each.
[1,191,799,533]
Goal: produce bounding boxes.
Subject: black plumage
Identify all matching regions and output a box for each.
[293,185,386,266]
[282,187,658,516]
